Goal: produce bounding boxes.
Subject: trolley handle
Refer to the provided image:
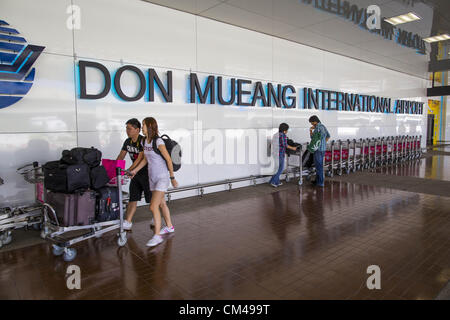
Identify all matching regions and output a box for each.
[16,162,41,175]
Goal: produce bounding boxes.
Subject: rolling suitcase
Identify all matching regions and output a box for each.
[46,191,96,227]
[96,187,120,222]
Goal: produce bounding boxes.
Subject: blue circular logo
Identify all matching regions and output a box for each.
[0,19,45,109]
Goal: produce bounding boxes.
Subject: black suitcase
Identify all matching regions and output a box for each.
[302,150,314,168]
[44,161,90,193]
[96,187,120,222]
[46,190,96,227]
[66,163,90,192]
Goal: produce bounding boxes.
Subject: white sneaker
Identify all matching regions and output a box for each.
[160,226,175,235]
[123,220,132,231]
[146,234,163,247]
[270,183,278,188]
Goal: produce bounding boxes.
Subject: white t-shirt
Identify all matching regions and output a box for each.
[142,138,168,179]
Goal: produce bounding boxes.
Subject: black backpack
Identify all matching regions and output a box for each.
[152,134,182,172]
[61,147,102,168]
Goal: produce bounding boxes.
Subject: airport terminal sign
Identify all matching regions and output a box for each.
[78,60,424,115]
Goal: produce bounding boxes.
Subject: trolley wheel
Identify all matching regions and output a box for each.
[95,226,103,238]
[326,171,333,177]
[40,229,49,239]
[3,233,12,245]
[285,175,290,183]
[305,175,311,182]
[117,233,127,247]
[52,244,65,256]
[32,222,43,231]
[346,168,351,175]
[63,248,77,262]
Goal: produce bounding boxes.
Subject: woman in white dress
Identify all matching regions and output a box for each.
[130,117,179,247]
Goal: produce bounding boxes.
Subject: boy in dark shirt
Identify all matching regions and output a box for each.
[270,123,298,187]
[117,118,151,230]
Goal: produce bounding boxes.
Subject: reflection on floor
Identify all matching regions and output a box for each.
[0,156,449,300]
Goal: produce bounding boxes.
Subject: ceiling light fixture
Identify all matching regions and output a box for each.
[385,12,421,25]
[423,34,450,43]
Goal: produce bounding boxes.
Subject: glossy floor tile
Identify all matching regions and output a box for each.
[1,177,449,300]
[372,156,450,182]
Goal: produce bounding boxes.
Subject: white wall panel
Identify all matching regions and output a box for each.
[73,0,196,70]
[272,38,324,88]
[0,53,76,133]
[198,104,273,130]
[1,0,74,56]
[196,17,273,80]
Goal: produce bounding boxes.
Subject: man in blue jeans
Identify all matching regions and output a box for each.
[309,116,330,187]
[270,123,298,187]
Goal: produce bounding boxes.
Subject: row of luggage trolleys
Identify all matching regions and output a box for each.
[286,135,423,185]
[0,165,129,262]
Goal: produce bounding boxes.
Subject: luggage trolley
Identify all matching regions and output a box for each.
[373,137,386,168]
[286,142,325,186]
[400,135,407,162]
[42,167,129,262]
[391,136,399,164]
[0,163,45,249]
[368,138,377,169]
[286,145,303,185]
[345,139,357,174]
[358,138,372,170]
[415,135,423,159]
[335,139,352,176]
[325,140,338,177]
[377,137,387,167]
[350,139,358,172]
[406,136,416,161]
[353,138,365,171]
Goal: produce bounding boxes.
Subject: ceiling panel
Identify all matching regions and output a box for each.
[200,2,298,37]
[142,0,224,14]
[142,0,439,78]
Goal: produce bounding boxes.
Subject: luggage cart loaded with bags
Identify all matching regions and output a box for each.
[286,135,422,184]
[40,147,131,262]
